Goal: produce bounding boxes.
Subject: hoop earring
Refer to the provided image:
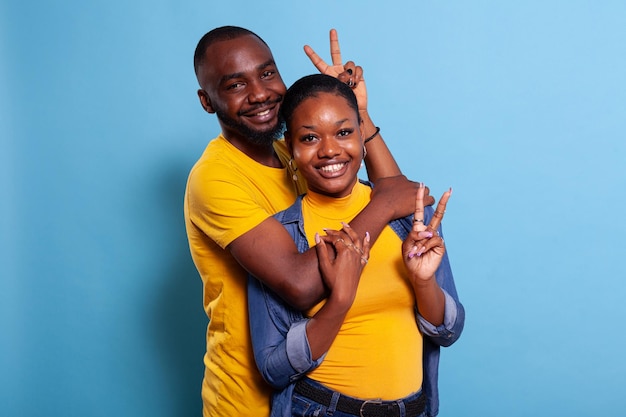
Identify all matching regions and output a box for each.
[288,158,298,181]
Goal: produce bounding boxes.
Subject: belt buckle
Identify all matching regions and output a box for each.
[359,398,383,417]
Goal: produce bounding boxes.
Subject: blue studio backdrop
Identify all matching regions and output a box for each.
[2,1,625,416]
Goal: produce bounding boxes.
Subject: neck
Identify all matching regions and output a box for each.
[225,135,282,168]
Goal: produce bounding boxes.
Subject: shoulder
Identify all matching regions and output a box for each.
[274,195,305,224]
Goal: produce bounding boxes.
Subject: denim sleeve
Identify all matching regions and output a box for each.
[248,276,324,389]
[416,289,464,347]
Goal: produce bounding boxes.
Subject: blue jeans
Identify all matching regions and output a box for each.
[291,378,426,417]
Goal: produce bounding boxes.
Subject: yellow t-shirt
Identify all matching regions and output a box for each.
[184,135,306,417]
[302,182,423,400]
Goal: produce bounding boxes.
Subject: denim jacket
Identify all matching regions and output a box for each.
[248,185,465,417]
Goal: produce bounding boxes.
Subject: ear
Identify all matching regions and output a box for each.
[359,119,365,144]
[197,89,215,113]
[284,130,293,154]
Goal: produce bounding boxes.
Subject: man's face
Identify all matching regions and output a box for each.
[197,35,287,146]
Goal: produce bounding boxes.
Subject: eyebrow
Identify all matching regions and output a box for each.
[300,118,351,131]
[219,59,276,85]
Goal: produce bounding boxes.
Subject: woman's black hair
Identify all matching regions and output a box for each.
[280,74,360,126]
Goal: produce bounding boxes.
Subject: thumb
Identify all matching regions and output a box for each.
[314,233,331,273]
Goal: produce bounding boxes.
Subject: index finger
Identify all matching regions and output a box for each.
[314,233,331,271]
[303,44,330,74]
[428,188,452,233]
[412,183,426,232]
[328,28,342,66]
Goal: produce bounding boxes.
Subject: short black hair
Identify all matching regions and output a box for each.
[193,26,268,76]
[281,74,360,127]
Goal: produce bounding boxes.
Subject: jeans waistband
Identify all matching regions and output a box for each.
[294,378,426,417]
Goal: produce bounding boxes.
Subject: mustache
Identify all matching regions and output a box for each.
[237,96,283,116]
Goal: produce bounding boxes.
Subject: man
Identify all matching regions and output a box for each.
[185,26,426,417]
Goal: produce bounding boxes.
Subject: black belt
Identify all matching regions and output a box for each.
[294,379,426,417]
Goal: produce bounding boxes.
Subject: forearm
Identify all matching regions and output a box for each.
[269,248,327,309]
[416,244,465,346]
[306,295,351,359]
[360,111,402,181]
[229,218,326,311]
[347,193,395,246]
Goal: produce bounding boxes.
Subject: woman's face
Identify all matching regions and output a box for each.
[286,91,363,198]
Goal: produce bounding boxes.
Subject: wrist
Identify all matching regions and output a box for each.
[364,127,380,144]
[411,274,438,291]
[325,290,355,315]
[360,118,376,135]
[368,191,397,220]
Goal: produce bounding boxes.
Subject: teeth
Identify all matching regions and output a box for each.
[320,163,345,173]
[255,109,270,116]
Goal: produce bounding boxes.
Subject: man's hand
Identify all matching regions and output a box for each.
[371,176,435,221]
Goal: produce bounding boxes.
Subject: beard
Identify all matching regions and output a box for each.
[215,105,285,147]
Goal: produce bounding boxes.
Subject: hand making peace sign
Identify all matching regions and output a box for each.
[402,183,452,283]
[304,29,368,112]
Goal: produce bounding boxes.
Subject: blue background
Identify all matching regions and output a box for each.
[2,1,625,416]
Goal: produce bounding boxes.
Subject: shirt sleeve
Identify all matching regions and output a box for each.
[186,160,273,249]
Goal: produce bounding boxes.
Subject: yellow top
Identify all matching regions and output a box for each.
[184,134,306,417]
[303,182,423,400]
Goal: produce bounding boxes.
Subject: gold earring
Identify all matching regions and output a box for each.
[288,158,298,181]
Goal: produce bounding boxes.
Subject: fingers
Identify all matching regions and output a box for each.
[408,184,451,259]
[340,222,370,265]
[361,231,371,265]
[304,44,329,74]
[329,28,342,66]
[303,28,342,74]
[339,222,362,251]
[427,188,452,233]
[412,183,426,232]
[314,232,331,271]
[322,225,370,266]
[405,232,443,260]
[337,62,364,89]
[423,185,435,207]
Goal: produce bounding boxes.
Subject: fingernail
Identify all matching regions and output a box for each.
[341,222,350,228]
[315,233,321,244]
[365,231,370,242]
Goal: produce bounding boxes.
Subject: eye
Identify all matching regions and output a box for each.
[226,81,244,91]
[300,134,318,143]
[261,70,276,79]
[337,128,354,137]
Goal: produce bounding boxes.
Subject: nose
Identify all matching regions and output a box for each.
[247,79,270,104]
[318,136,341,158]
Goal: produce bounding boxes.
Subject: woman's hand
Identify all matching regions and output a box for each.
[402,183,452,285]
[306,224,370,359]
[304,29,368,112]
[315,223,370,307]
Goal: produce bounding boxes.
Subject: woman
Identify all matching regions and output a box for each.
[248,74,464,417]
